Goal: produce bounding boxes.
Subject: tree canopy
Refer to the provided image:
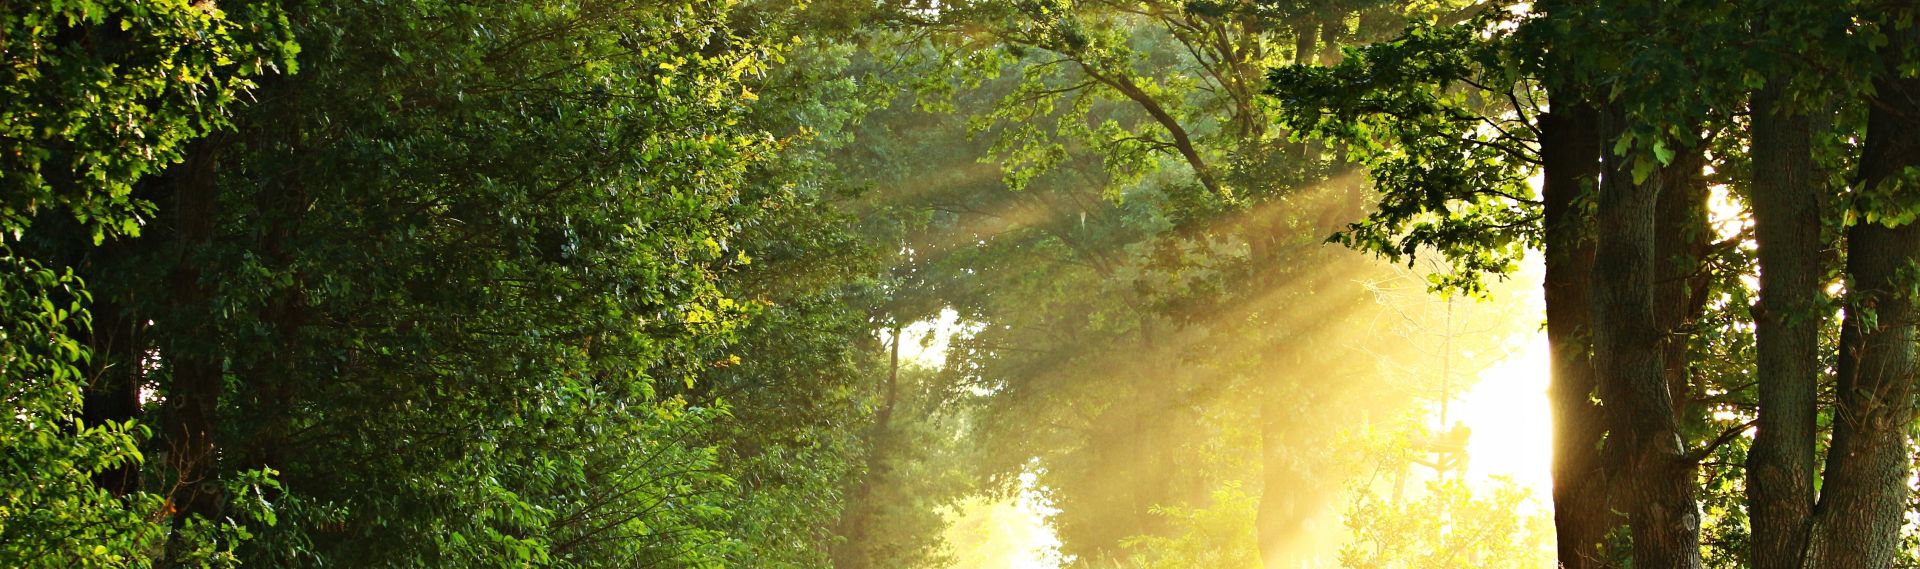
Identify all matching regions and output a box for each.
[9,0,1920,568]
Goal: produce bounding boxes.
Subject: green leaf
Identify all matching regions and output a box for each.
[1632,157,1657,185]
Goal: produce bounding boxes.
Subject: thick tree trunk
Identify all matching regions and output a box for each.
[1540,96,1618,569]
[1592,109,1701,569]
[1745,85,1822,569]
[832,323,905,569]
[1133,317,1177,539]
[1256,393,1311,569]
[82,294,145,498]
[1293,20,1319,66]
[240,176,309,495]
[1803,26,1920,565]
[1653,148,1711,420]
[162,141,225,526]
[1318,14,1343,66]
[78,183,164,500]
[1804,225,1920,568]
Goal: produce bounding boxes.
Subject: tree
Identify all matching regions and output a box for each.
[1339,479,1552,569]
[7,0,808,565]
[1,1,293,565]
[1268,0,1920,565]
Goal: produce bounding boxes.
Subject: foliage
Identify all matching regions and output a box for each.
[1339,478,1552,569]
[32,0,1916,567]
[0,1,293,566]
[1268,16,1539,294]
[0,254,162,567]
[188,1,781,565]
[0,0,295,242]
[1120,482,1262,569]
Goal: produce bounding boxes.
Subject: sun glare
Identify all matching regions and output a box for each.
[1456,330,1556,498]
[944,472,1064,569]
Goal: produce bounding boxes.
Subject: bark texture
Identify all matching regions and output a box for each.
[240,173,309,493]
[1745,85,1822,569]
[1539,96,1619,569]
[82,295,145,498]
[1591,109,1701,569]
[162,141,225,526]
[1653,148,1711,420]
[1804,21,1920,565]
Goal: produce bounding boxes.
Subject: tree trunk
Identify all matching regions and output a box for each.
[1293,20,1319,66]
[1653,147,1710,420]
[1803,24,1920,565]
[1318,13,1343,65]
[1133,316,1176,539]
[239,175,309,497]
[82,294,145,498]
[1804,223,1920,569]
[79,183,165,500]
[1540,94,1618,569]
[162,140,225,527]
[877,323,902,430]
[1257,393,1311,569]
[1745,84,1822,569]
[832,323,905,569]
[1591,108,1702,569]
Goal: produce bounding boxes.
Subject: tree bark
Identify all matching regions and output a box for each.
[1653,147,1711,420]
[1745,84,1822,569]
[1804,218,1920,569]
[832,323,905,569]
[1591,108,1702,569]
[1803,21,1920,566]
[1293,20,1319,66]
[1257,392,1316,569]
[1540,95,1619,569]
[240,175,309,495]
[82,294,145,498]
[1081,65,1224,197]
[162,140,225,527]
